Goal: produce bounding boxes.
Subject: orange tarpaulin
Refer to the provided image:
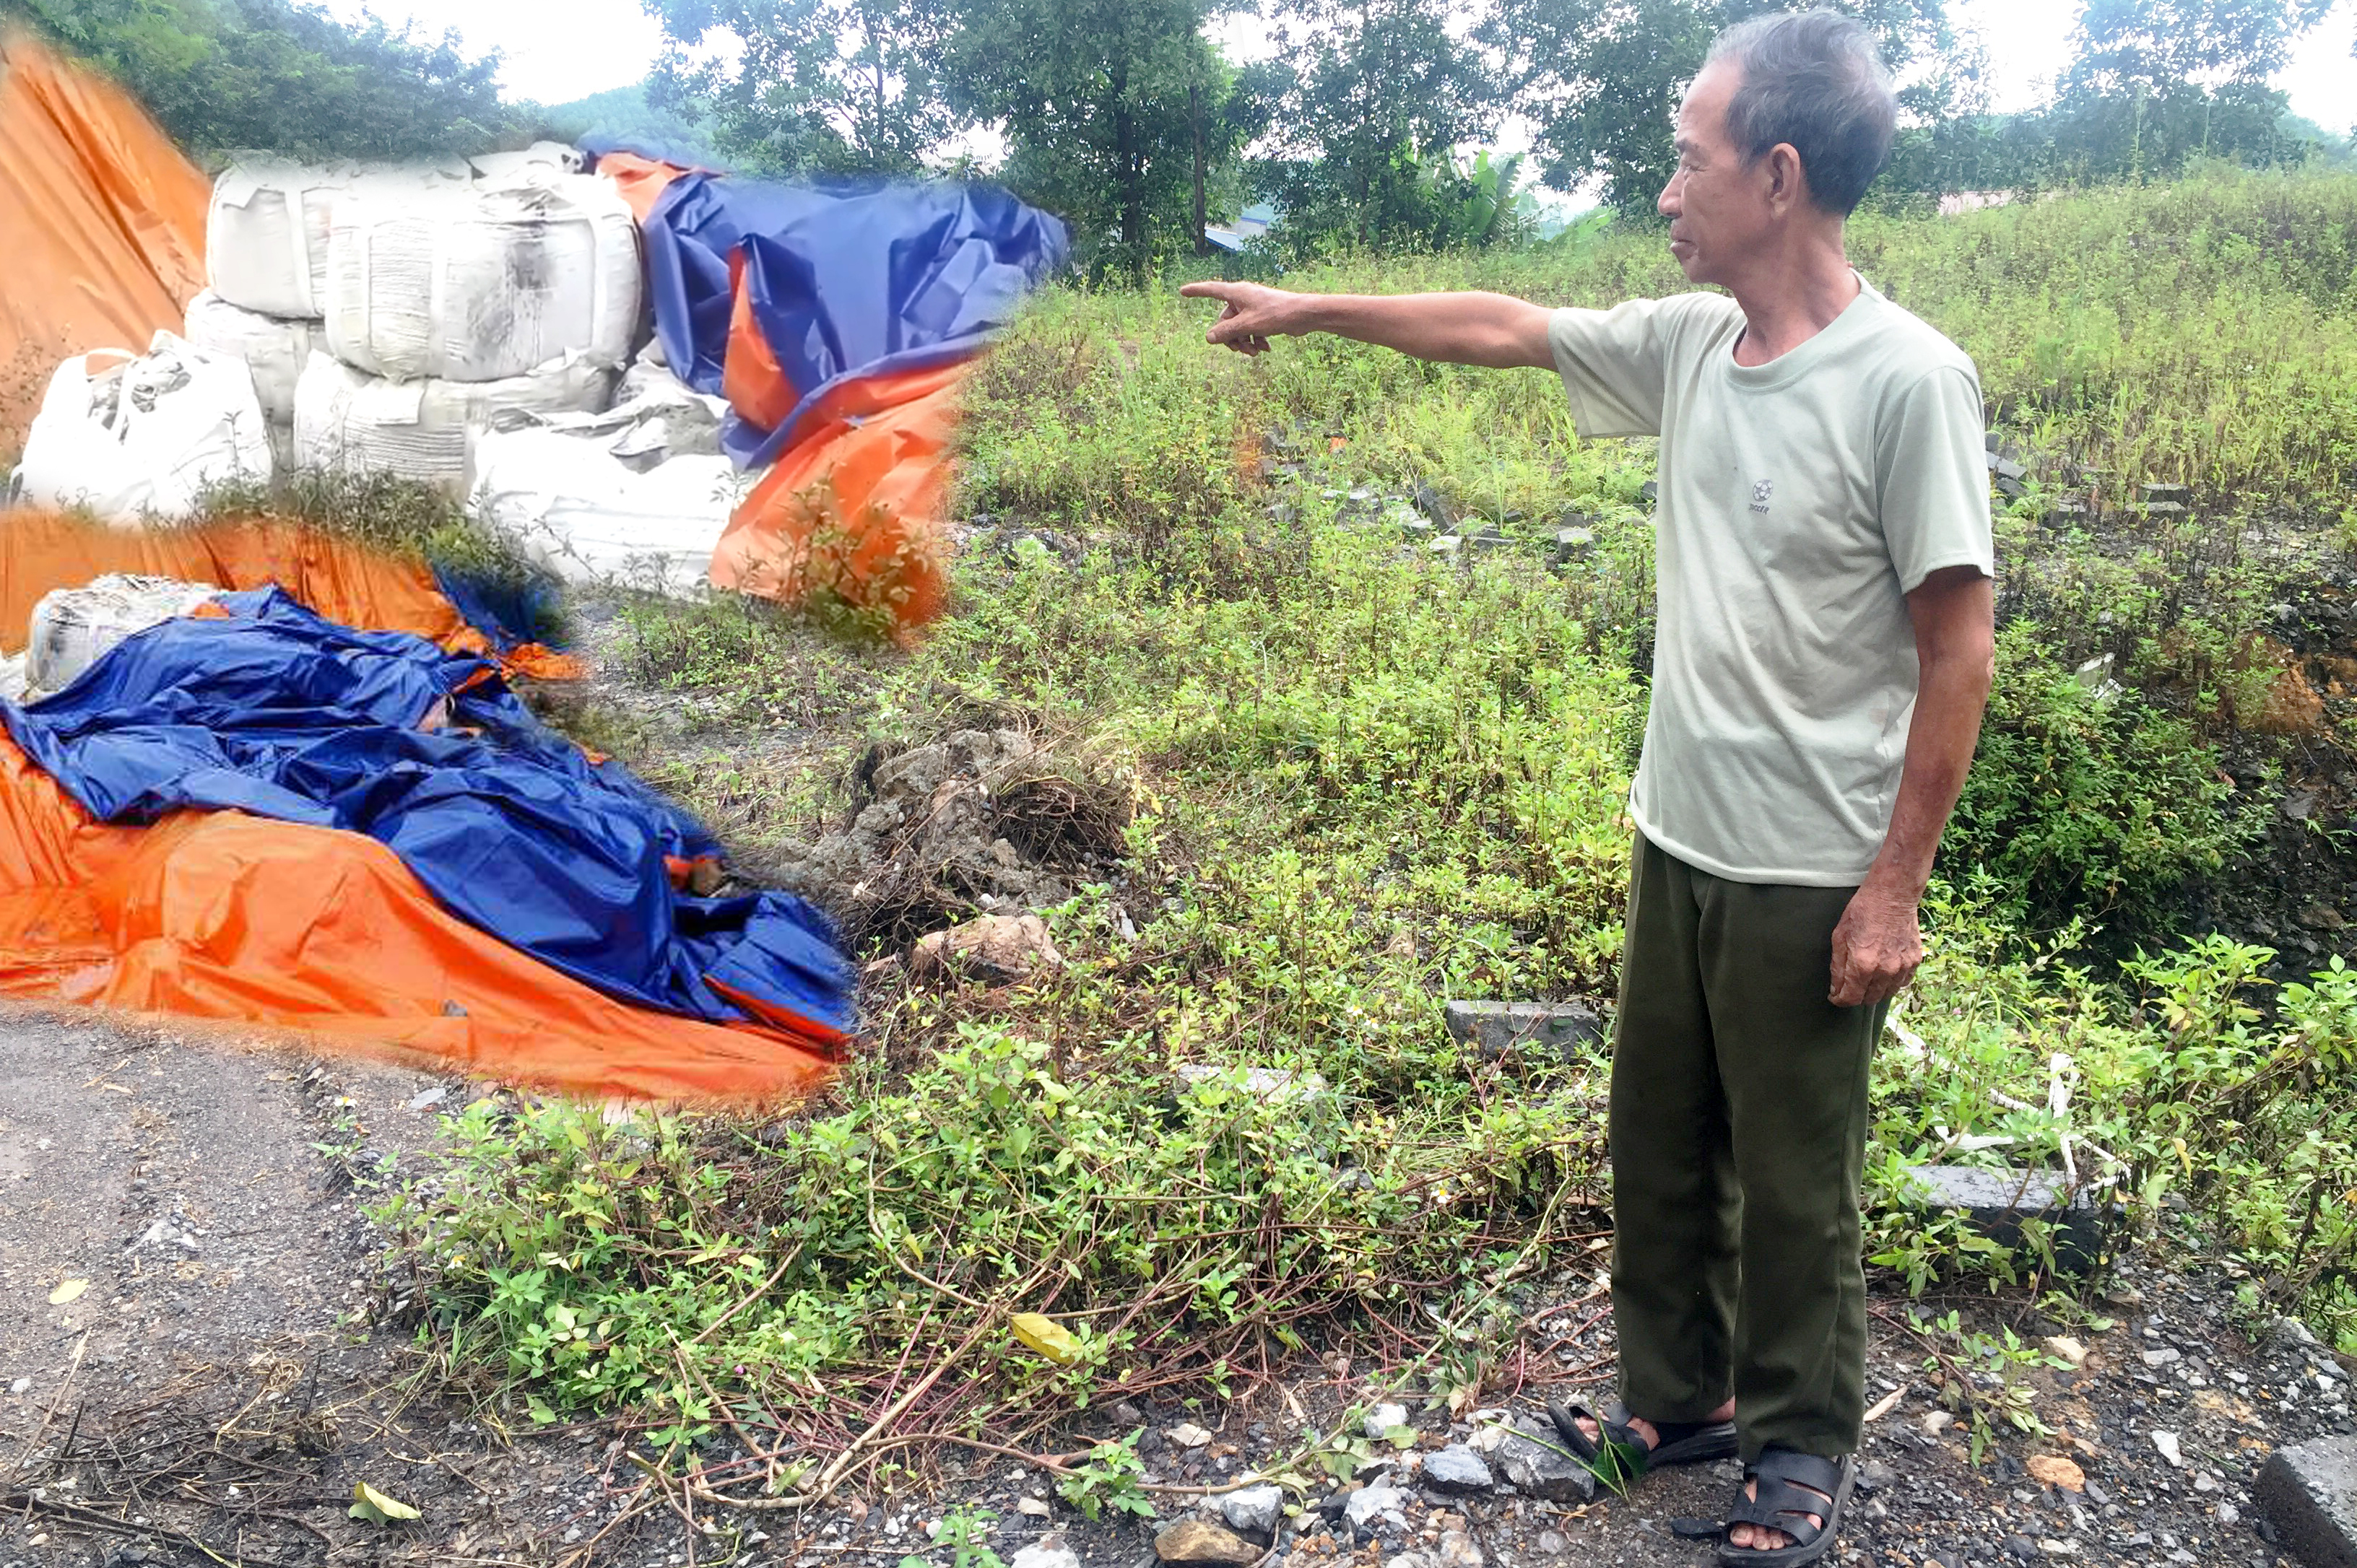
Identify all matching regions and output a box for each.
[0,731,838,1102]
[594,149,694,223]
[710,360,965,635]
[0,510,582,679]
[0,34,209,443]
[0,510,840,1102]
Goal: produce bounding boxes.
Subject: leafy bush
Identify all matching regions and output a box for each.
[1946,622,2249,937]
[1867,903,2357,1351]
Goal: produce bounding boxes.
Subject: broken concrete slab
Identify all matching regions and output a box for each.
[2257,1434,2357,1568]
[1899,1163,2104,1271]
[1443,1000,1605,1061]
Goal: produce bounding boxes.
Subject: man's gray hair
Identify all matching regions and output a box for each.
[1705,9,1898,216]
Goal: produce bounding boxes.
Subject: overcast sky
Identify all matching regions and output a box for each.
[325,0,2357,139]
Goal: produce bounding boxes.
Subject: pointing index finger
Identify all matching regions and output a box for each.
[1178,281,1238,301]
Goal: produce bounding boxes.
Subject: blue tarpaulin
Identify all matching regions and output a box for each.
[1,589,854,1035]
[632,171,1070,466]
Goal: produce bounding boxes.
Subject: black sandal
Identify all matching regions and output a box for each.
[1545,1397,1739,1470]
[1690,1447,1854,1567]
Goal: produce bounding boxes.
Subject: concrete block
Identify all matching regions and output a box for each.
[1900,1163,2104,1271]
[1443,1000,1605,1060]
[2258,1435,2357,1568]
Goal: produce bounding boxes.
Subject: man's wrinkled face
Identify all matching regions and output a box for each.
[1657,61,1775,286]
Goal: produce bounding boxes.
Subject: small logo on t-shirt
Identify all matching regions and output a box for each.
[1749,479,1774,513]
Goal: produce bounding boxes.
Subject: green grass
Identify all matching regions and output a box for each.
[378,167,2357,1476]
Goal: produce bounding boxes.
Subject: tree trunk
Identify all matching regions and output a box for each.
[1190,81,1209,255]
[1114,96,1146,284]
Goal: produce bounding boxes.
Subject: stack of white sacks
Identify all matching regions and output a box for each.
[8,143,739,592]
[190,144,641,490]
[186,144,744,593]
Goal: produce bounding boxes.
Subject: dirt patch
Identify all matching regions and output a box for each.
[0,1009,755,1567]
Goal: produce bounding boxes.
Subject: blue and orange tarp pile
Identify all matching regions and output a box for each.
[0,52,1067,1099]
[589,149,1068,632]
[0,512,853,1101]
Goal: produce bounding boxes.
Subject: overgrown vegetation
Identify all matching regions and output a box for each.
[2,0,546,160]
[374,170,2357,1490]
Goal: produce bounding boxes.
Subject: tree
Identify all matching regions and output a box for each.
[1480,0,1953,215]
[939,0,1231,280]
[2039,0,2330,180]
[3,0,539,159]
[643,0,952,175]
[1253,0,1499,251]
[544,82,727,168]
[2063,0,2331,92]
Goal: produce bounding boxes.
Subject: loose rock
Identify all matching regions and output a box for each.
[1365,1403,1410,1440]
[910,913,1065,985]
[2258,1435,2357,1568]
[1493,1414,1596,1504]
[1422,1445,1493,1495]
[1899,1163,2102,1270]
[1168,1421,1215,1450]
[1154,1519,1261,1565]
[1346,1485,1407,1530]
[1009,1545,1080,1568]
[2026,1455,2085,1492]
[2270,1315,2322,1354]
[1441,999,1604,1060]
[1435,1528,1483,1567]
[1220,1484,1283,1540]
[2043,1335,2088,1367]
[1173,1063,1329,1105]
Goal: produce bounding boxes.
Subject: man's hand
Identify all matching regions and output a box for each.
[1828,881,1924,1008]
[1178,281,1300,356]
[1176,283,1557,369]
[1831,565,1994,1011]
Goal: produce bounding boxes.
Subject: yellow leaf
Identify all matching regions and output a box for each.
[47,1279,87,1306]
[350,1481,421,1524]
[1010,1312,1084,1366]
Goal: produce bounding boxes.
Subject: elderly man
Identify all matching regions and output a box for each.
[1181,11,1994,1564]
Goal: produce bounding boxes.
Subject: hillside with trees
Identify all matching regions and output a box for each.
[0,0,545,160]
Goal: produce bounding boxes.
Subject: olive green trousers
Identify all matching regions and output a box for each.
[1608,833,1887,1460]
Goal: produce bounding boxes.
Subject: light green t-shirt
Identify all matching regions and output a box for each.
[1548,279,1992,887]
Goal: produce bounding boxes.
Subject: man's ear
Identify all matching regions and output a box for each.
[1763,142,1807,212]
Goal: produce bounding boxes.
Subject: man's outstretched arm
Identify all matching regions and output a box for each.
[1828,565,1997,1008]
[1178,281,1556,369]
